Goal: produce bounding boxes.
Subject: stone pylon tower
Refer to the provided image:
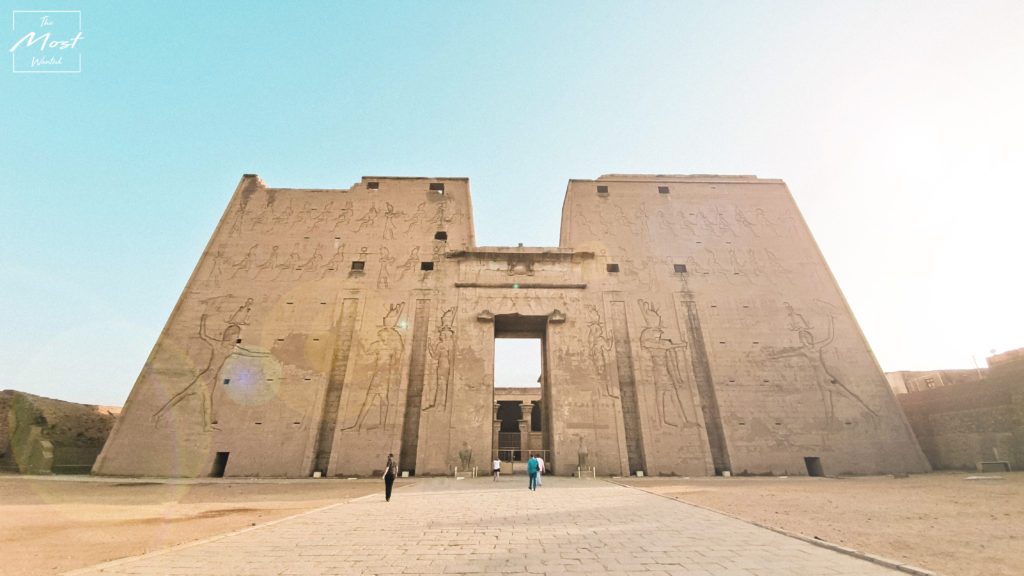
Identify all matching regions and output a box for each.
[94,174,929,478]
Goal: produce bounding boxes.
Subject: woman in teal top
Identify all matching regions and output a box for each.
[527,456,539,490]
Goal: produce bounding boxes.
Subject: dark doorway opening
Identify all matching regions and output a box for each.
[804,456,824,477]
[211,452,230,477]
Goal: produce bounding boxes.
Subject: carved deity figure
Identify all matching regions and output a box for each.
[382,202,404,240]
[355,203,379,233]
[763,311,878,427]
[321,244,346,277]
[638,299,698,428]
[344,303,405,431]
[458,441,473,470]
[152,310,269,431]
[585,305,617,397]
[423,308,456,411]
[377,247,394,288]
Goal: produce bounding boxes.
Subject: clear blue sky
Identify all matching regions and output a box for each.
[3,1,1022,405]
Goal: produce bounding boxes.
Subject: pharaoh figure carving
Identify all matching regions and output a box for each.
[585,304,617,398]
[638,299,698,428]
[344,302,406,431]
[763,304,878,427]
[152,303,269,431]
[423,307,456,411]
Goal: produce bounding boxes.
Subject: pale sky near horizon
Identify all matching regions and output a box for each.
[2,1,1022,405]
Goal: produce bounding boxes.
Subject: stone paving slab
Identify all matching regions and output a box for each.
[67,477,906,575]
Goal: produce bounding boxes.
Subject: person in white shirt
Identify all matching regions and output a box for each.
[536,456,545,486]
[492,458,501,481]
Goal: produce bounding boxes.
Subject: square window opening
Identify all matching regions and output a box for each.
[367,181,380,190]
[606,263,620,273]
[351,261,365,271]
[658,186,670,194]
[420,262,434,271]
[434,231,448,241]
[674,264,687,273]
[597,185,609,195]
[430,182,445,194]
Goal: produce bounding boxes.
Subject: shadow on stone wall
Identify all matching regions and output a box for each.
[0,390,118,474]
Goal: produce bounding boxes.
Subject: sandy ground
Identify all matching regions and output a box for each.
[1,472,1020,576]
[636,471,1024,576]
[0,475,388,576]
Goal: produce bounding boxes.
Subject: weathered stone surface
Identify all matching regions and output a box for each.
[0,390,118,474]
[93,174,930,478]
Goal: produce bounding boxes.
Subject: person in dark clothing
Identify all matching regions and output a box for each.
[383,453,398,501]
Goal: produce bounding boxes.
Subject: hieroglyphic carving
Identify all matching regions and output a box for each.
[397,247,420,281]
[255,246,279,277]
[377,247,394,288]
[638,299,698,428]
[274,243,301,280]
[207,250,227,287]
[585,304,617,398]
[404,202,427,233]
[299,244,323,276]
[423,307,456,411]
[355,203,379,233]
[382,202,404,240]
[762,304,878,426]
[152,303,270,431]
[343,302,405,431]
[308,201,333,231]
[230,244,259,279]
[321,244,345,277]
[332,200,355,231]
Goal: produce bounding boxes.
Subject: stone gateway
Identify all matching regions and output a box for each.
[93,174,930,478]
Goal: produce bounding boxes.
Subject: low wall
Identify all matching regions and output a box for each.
[898,377,1024,470]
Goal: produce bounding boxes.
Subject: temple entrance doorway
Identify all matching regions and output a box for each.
[492,314,550,472]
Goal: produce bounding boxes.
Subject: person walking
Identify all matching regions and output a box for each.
[527,455,539,491]
[383,453,398,502]
[536,456,545,487]
[492,458,501,481]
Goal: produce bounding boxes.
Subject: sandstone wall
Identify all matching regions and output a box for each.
[94,173,929,478]
[899,373,1024,470]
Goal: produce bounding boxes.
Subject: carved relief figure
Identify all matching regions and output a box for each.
[355,203,379,233]
[585,304,617,398]
[637,299,698,428]
[377,247,394,288]
[152,309,269,431]
[431,198,455,229]
[308,201,333,231]
[423,307,456,411]
[274,243,301,280]
[299,244,323,275]
[458,441,472,470]
[254,245,279,277]
[207,250,227,287]
[404,202,427,233]
[734,206,757,236]
[397,247,420,281]
[270,201,293,232]
[344,302,406,431]
[332,200,354,231]
[321,244,346,277]
[292,201,314,228]
[230,244,259,279]
[762,308,878,426]
[382,202,404,240]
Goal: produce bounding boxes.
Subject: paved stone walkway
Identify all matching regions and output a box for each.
[68,476,906,575]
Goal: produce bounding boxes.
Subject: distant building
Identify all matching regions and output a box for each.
[896,348,1024,470]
